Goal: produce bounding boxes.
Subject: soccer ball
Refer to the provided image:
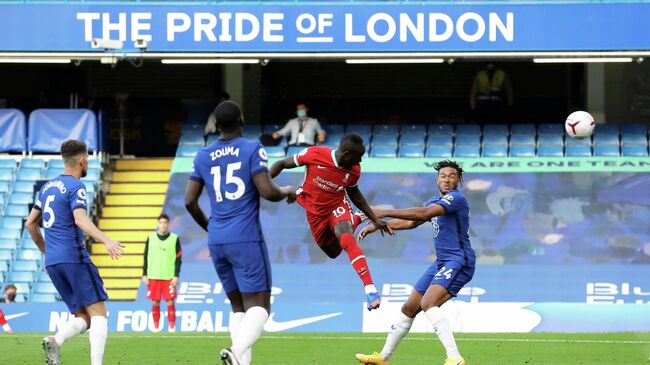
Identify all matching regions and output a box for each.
[565,111,595,139]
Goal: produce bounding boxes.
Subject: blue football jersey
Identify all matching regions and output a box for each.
[35,175,90,266]
[190,137,269,245]
[425,189,476,267]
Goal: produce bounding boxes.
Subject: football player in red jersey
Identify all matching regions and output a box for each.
[270,133,392,310]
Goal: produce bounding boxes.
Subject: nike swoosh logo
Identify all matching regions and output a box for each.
[263,312,342,332]
[5,312,29,321]
[316,165,327,169]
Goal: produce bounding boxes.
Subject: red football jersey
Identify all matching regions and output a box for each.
[293,146,361,216]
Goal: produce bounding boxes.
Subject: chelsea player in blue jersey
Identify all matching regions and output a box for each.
[25,140,124,365]
[355,160,475,365]
[185,101,296,365]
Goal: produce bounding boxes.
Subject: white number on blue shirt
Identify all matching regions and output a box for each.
[210,162,245,202]
[43,195,56,228]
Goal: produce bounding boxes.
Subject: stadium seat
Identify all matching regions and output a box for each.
[0,160,17,169]
[31,293,58,303]
[622,145,649,156]
[323,124,345,135]
[19,159,45,169]
[47,159,65,169]
[398,146,424,158]
[178,132,204,146]
[0,229,21,240]
[33,282,58,294]
[565,145,591,157]
[16,168,42,181]
[12,180,35,193]
[621,133,648,146]
[7,271,34,283]
[175,145,200,158]
[537,134,563,145]
[428,124,453,135]
[400,124,427,135]
[243,124,261,135]
[262,124,282,135]
[483,124,509,135]
[566,137,592,147]
[0,168,14,182]
[537,145,564,157]
[482,145,508,157]
[9,192,33,205]
[11,260,39,272]
[594,145,620,157]
[538,123,564,135]
[0,260,8,274]
[509,134,535,146]
[36,271,52,283]
[44,167,64,180]
[22,227,42,240]
[593,133,619,145]
[19,238,35,249]
[454,145,480,158]
[0,238,17,251]
[0,192,5,205]
[511,124,536,135]
[621,123,647,135]
[325,133,344,144]
[5,204,28,217]
[0,249,12,261]
[0,181,9,194]
[16,249,41,261]
[346,124,373,136]
[370,146,397,158]
[82,168,100,182]
[88,159,100,169]
[596,124,619,135]
[374,124,400,135]
[265,146,286,157]
[1,216,22,229]
[427,134,453,147]
[286,146,305,156]
[205,134,219,145]
[455,134,480,146]
[482,134,508,146]
[510,144,535,157]
[319,141,339,150]
[399,135,425,147]
[455,124,481,135]
[372,135,398,147]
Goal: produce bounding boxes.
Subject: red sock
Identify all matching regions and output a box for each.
[339,233,374,286]
[152,304,161,327]
[168,305,176,328]
[0,309,7,326]
[352,214,362,230]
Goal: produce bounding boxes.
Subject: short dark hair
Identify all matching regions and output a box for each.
[4,283,16,292]
[60,140,87,167]
[434,159,464,182]
[339,133,364,150]
[158,213,170,221]
[213,100,243,133]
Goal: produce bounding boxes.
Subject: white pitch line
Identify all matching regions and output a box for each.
[9,334,650,345]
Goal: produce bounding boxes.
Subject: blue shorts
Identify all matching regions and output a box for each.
[208,241,272,294]
[47,262,108,313]
[414,260,475,297]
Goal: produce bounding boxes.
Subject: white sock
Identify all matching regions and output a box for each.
[229,312,251,364]
[232,306,268,365]
[2,323,12,332]
[379,311,413,360]
[364,284,378,294]
[89,316,108,365]
[424,307,462,359]
[54,317,88,346]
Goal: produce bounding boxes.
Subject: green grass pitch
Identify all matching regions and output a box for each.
[2,332,649,364]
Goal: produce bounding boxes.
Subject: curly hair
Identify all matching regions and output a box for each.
[434,159,464,183]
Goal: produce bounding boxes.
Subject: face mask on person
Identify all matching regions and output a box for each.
[297,110,307,118]
[7,293,16,302]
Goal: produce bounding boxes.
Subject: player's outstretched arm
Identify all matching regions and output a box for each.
[269,156,298,178]
[25,208,45,254]
[346,186,393,236]
[253,171,296,203]
[184,180,209,232]
[374,204,445,222]
[73,208,124,260]
[357,219,426,241]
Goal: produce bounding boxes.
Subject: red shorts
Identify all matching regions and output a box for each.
[147,279,177,301]
[305,198,355,248]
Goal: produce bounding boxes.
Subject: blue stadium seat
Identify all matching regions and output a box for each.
[566,137,592,147]
[84,183,96,196]
[319,141,339,150]
[1,216,22,229]
[175,145,200,158]
[31,293,58,303]
[0,229,21,240]
[537,145,564,157]
[538,123,564,135]
[0,260,8,274]
[0,249,12,261]
[0,192,5,205]
[205,134,219,145]
[595,124,619,135]
[622,145,648,156]
[11,260,39,272]
[33,282,58,294]
[400,124,427,135]
[47,159,65,169]
[482,134,508,146]
[482,145,508,157]
[262,124,282,135]
[0,168,14,182]
[178,132,204,146]
[0,239,17,250]
[455,124,481,135]
[398,146,424,158]
[370,146,397,158]
[374,124,400,135]
[0,160,17,169]
[509,134,535,146]
[36,271,52,283]
[346,124,373,136]
[621,123,647,135]
[427,135,453,147]
[19,238,35,249]
[455,134,480,146]
[22,227,42,239]
[428,124,453,135]
[12,180,35,193]
[88,159,100,169]
[9,192,33,205]
[594,145,620,157]
[621,133,648,146]
[537,134,564,145]
[483,124,509,135]
[243,131,261,140]
[565,145,591,157]
[511,124,536,135]
[501,145,525,157]
[19,159,45,169]
[372,135,398,147]
[324,133,344,145]
[82,168,100,182]
[44,167,64,180]
[7,271,34,283]
[16,168,42,181]
[454,145,480,158]
[265,146,286,158]
[0,181,9,194]
[16,249,41,261]
[286,146,305,156]
[323,124,345,135]
[5,204,28,218]
[243,124,261,135]
[399,135,425,147]
[593,133,619,145]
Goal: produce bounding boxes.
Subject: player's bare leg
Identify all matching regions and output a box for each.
[421,285,464,364]
[334,220,380,310]
[356,289,422,364]
[85,301,109,365]
[166,300,176,332]
[43,308,89,365]
[151,299,162,331]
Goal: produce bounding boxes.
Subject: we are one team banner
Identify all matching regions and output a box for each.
[1,3,650,52]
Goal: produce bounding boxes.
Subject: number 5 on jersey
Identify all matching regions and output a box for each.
[210,162,245,202]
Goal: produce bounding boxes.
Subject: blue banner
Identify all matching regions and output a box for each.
[0,109,26,153]
[28,109,97,153]
[0,3,650,52]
